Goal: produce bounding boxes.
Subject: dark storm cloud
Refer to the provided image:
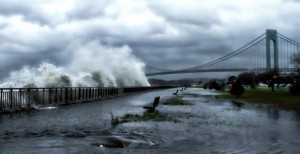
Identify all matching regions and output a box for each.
[0,1,30,16]
[0,52,59,79]
[147,1,222,28]
[66,1,111,20]
[0,0,300,80]
[0,1,50,25]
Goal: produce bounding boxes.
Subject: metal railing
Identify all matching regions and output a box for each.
[0,86,173,112]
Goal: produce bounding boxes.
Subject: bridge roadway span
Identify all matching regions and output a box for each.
[146,30,300,77]
[146,68,298,76]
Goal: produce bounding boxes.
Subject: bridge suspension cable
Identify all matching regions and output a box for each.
[179,32,266,71]
[145,65,173,72]
[146,30,300,76]
[277,33,300,47]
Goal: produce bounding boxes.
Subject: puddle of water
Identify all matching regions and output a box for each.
[36,106,58,110]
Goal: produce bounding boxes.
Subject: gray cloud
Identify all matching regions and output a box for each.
[147,1,222,28]
[0,0,299,80]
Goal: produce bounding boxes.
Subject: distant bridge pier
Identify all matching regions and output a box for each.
[266,29,278,71]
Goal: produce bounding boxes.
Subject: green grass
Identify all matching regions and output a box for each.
[182,93,202,97]
[220,87,300,110]
[120,112,171,122]
[162,97,193,106]
[192,85,204,88]
[119,97,193,123]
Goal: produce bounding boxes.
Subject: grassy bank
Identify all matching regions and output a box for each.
[192,85,204,88]
[120,112,172,122]
[220,87,300,110]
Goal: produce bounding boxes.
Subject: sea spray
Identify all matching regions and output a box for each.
[0,63,71,88]
[0,41,150,88]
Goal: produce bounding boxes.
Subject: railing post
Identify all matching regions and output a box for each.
[104,87,105,97]
[55,88,58,103]
[96,88,98,98]
[26,88,30,107]
[91,87,95,99]
[118,87,124,96]
[0,89,3,110]
[10,89,13,110]
[106,87,108,97]
[42,88,45,105]
[60,88,63,104]
[82,88,84,100]
[83,88,85,100]
[78,88,81,101]
[86,88,88,99]
[49,88,52,104]
[100,87,102,98]
[70,88,73,101]
[65,88,68,104]
[81,88,83,100]
[89,88,92,99]
[19,89,22,108]
[107,87,109,96]
[92,88,94,98]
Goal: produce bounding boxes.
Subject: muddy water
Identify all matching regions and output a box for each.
[0,88,300,153]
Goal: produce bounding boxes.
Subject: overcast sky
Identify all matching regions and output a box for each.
[0,0,300,80]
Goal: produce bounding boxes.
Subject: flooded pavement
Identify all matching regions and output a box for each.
[1,88,300,153]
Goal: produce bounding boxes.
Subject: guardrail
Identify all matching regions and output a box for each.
[0,86,173,113]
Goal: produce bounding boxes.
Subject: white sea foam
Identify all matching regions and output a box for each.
[0,41,150,88]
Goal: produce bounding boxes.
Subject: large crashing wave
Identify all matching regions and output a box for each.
[0,41,150,88]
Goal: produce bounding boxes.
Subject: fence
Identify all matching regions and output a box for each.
[0,86,173,112]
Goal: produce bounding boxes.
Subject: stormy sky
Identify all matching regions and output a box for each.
[0,0,300,80]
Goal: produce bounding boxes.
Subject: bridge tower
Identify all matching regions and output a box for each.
[266,29,278,71]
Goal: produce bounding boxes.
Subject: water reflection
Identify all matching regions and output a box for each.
[267,108,280,120]
[231,101,244,108]
[294,111,300,121]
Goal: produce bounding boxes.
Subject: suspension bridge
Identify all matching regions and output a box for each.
[146,29,300,76]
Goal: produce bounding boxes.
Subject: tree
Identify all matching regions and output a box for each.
[227,75,237,84]
[290,83,300,95]
[207,80,222,91]
[237,72,256,86]
[289,52,300,95]
[256,71,277,85]
[291,52,300,73]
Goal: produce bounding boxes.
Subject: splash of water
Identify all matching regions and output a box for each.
[0,41,150,88]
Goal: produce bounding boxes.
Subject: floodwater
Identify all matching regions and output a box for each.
[1,88,300,153]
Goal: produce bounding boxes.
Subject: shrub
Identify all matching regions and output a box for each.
[230,80,245,97]
[290,83,300,95]
[207,80,222,91]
